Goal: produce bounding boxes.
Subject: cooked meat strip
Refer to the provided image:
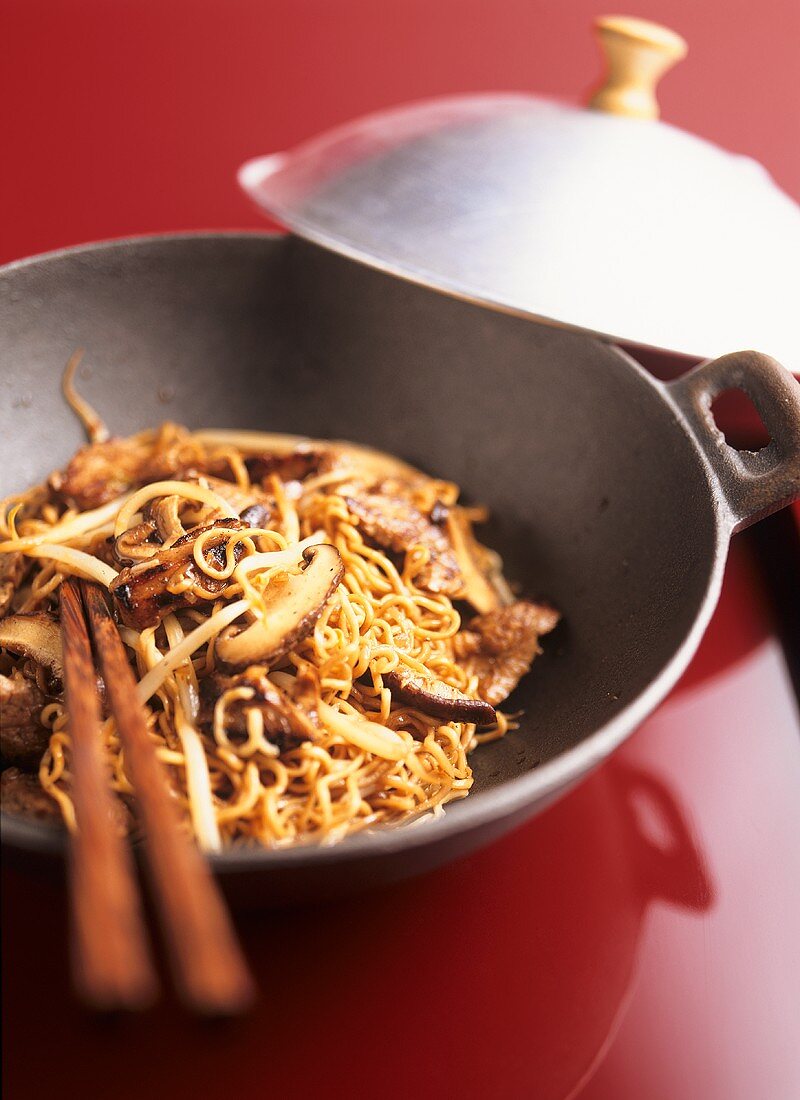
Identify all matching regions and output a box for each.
[111,518,248,630]
[49,428,206,510]
[199,665,319,751]
[243,449,328,487]
[344,493,461,596]
[50,438,151,509]
[0,670,49,768]
[1,767,61,822]
[0,552,29,618]
[455,600,560,706]
[384,666,496,726]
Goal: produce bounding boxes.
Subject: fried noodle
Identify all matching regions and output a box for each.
[0,373,557,851]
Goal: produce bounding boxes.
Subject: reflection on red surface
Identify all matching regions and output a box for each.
[0,759,711,1100]
[613,763,713,914]
[582,537,800,1100]
[3,535,799,1100]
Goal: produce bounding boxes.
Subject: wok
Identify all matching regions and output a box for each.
[1,233,798,902]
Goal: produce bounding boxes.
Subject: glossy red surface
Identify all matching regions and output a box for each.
[3,536,799,1099]
[2,0,799,266]
[3,3,799,1098]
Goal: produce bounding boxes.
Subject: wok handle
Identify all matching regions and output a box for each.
[667,351,800,532]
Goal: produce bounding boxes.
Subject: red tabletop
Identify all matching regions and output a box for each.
[3,3,799,1098]
[4,535,799,1099]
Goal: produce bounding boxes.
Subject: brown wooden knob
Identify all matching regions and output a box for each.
[588,15,687,120]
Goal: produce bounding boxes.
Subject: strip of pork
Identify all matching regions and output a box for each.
[455,601,560,706]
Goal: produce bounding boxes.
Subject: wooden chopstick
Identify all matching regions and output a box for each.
[60,578,158,1011]
[79,580,256,1016]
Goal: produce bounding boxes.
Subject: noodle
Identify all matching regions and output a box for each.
[0,380,555,850]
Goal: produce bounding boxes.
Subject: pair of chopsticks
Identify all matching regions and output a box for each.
[60,578,255,1015]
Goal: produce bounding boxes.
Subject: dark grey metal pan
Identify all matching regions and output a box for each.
[1,233,798,902]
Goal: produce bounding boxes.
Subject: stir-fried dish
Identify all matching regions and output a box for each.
[0,369,558,849]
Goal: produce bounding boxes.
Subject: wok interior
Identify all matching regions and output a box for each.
[0,235,717,811]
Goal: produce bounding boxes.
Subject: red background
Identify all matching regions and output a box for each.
[3,4,800,1100]
[2,0,799,268]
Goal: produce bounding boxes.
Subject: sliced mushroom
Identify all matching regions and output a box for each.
[384,666,496,726]
[113,520,160,564]
[239,502,275,530]
[111,519,249,630]
[216,544,344,668]
[145,494,185,543]
[0,612,63,685]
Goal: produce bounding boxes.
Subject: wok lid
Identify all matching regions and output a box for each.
[239,16,799,367]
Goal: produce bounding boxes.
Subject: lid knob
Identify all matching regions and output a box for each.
[588,15,688,120]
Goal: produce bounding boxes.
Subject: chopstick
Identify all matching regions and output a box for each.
[79,580,256,1016]
[60,578,158,1011]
